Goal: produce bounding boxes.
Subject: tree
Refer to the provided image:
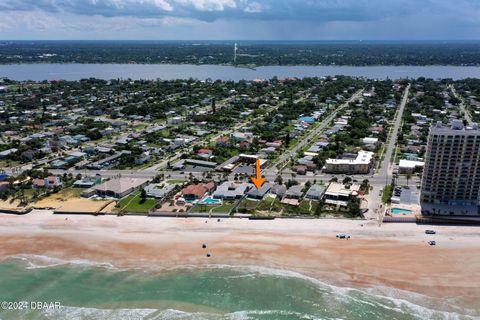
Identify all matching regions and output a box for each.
[140,188,147,203]
[342,176,352,185]
[315,199,325,217]
[392,173,398,186]
[347,196,361,216]
[285,132,290,146]
[211,98,216,113]
[360,179,370,193]
[275,175,283,185]
[303,180,312,193]
[406,173,412,186]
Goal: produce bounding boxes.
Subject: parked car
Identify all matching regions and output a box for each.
[428,241,436,246]
[425,230,436,235]
[336,233,351,239]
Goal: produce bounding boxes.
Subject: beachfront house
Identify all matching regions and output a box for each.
[93,177,149,198]
[181,182,216,201]
[246,183,272,200]
[33,176,62,189]
[213,182,251,200]
[324,182,360,208]
[305,185,326,201]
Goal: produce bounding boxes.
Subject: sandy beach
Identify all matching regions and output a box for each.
[1,211,480,308]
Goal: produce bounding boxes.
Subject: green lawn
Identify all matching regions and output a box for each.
[255,196,283,213]
[382,185,393,204]
[190,203,210,213]
[282,200,318,216]
[117,192,157,214]
[236,198,259,213]
[190,201,235,214]
[211,202,236,213]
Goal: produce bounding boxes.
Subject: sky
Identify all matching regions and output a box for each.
[0,0,479,40]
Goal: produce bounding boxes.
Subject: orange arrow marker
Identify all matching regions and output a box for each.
[250,159,266,189]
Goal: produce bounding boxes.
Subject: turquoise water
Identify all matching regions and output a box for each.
[391,208,413,215]
[201,197,222,205]
[0,257,476,320]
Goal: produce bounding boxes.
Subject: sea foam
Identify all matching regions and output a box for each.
[2,256,477,319]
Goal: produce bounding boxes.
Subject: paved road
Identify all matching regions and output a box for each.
[5,86,415,221]
[450,85,474,125]
[271,89,364,171]
[142,92,310,173]
[364,84,410,221]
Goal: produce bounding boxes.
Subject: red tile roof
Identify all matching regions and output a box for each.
[182,182,216,199]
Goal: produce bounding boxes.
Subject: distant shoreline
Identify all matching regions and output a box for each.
[1,61,480,67]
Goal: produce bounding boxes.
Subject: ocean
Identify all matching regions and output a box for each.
[0,256,476,320]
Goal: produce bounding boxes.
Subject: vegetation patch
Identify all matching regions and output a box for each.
[116,192,157,214]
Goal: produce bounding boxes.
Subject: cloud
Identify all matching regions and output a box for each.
[243,1,262,13]
[0,0,441,22]
[174,0,237,11]
[0,0,480,40]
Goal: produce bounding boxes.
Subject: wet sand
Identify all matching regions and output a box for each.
[1,210,480,306]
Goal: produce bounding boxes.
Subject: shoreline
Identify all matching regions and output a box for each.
[2,62,480,68]
[1,210,480,311]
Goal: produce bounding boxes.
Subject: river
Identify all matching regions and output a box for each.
[1,64,480,81]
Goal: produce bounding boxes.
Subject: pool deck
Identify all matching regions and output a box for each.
[385,204,419,218]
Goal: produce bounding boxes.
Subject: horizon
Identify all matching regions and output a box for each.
[3,39,480,43]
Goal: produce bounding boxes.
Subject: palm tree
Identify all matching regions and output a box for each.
[393,173,398,186]
[406,173,412,186]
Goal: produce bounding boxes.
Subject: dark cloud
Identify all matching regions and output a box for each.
[0,0,450,22]
[0,0,479,40]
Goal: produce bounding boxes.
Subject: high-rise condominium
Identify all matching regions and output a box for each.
[421,120,480,216]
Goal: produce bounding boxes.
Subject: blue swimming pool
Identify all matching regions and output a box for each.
[201,196,221,205]
[391,208,413,215]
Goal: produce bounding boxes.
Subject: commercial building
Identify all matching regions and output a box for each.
[398,159,425,174]
[421,121,480,216]
[218,154,268,172]
[324,151,375,174]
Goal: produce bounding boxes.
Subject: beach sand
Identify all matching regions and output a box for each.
[1,210,480,307]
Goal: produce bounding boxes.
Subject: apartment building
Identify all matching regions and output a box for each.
[421,120,480,216]
[324,150,375,174]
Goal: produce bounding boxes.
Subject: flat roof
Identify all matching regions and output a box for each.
[325,182,360,196]
[399,159,425,169]
[326,150,374,165]
[185,159,218,167]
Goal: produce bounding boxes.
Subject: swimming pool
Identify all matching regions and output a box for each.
[391,208,413,215]
[201,196,221,205]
